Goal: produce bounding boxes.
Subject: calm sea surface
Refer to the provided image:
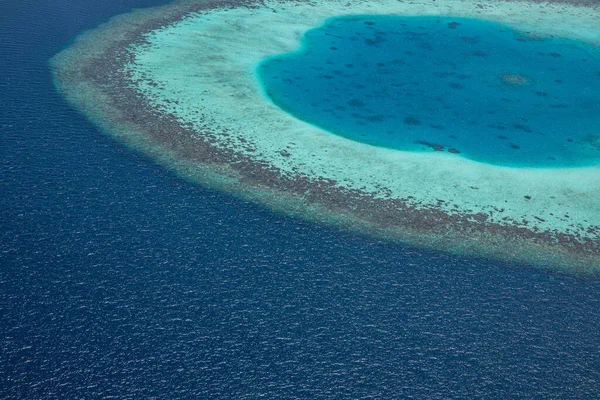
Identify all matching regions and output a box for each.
[259,15,600,167]
[1,1,599,398]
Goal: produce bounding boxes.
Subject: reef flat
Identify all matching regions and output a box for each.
[51,0,600,272]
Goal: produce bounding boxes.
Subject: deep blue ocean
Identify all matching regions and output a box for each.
[259,16,600,167]
[1,1,599,398]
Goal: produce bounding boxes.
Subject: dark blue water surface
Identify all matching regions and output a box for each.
[1,1,600,398]
[259,16,600,167]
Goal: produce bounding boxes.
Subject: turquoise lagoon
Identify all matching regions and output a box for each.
[258,16,600,167]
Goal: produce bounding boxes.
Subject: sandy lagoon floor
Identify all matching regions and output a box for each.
[51,0,600,272]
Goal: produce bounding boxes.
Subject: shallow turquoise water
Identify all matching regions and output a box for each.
[258,16,600,167]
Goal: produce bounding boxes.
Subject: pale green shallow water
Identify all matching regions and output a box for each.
[51,0,600,271]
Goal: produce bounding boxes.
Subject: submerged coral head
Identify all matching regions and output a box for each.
[499,73,530,86]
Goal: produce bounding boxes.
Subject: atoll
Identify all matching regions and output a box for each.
[50,0,600,272]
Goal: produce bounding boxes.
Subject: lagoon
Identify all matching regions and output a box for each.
[259,16,600,167]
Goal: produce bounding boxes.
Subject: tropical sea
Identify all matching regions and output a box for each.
[259,15,600,167]
[1,0,599,398]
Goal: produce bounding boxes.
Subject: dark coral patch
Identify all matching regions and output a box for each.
[404,116,421,126]
[416,140,444,151]
[513,124,532,133]
[347,98,365,107]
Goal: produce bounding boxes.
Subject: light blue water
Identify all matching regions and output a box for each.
[259,16,600,167]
